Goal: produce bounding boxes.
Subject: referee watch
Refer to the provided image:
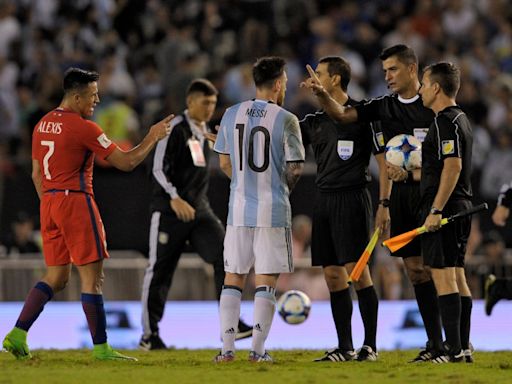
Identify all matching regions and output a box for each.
[378,198,390,208]
[430,207,442,215]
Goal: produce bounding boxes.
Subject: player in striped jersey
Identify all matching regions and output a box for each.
[213,57,305,362]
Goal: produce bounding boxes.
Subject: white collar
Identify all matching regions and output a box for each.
[397,94,420,104]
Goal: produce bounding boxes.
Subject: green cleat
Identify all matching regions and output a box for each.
[93,343,138,361]
[2,327,32,360]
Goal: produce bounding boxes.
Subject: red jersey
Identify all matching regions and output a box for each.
[32,108,117,194]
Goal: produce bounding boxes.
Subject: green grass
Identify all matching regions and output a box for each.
[1,349,511,384]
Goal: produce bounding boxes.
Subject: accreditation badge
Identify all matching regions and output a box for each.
[337,140,353,160]
[188,139,206,167]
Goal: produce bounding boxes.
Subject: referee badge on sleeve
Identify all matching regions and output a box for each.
[442,140,455,155]
[337,140,353,160]
[376,132,385,147]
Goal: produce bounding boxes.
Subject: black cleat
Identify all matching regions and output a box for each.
[235,319,253,340]
[314,348,356,362]
[431,350,464,364]
[485,274,500,316]
[409,341,437,363]
[463,342,474,363]
[139,333,167,351]
[356,345,378,361]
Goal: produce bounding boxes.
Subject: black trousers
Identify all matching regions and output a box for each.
[141,208,225,335]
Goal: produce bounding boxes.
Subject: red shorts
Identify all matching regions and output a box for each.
[40,190,109,266]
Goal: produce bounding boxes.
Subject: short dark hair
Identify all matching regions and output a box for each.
[424,62,460,98]
[63,68,99,94]
[253,56,286,88]
[379,44,417,66]
[186,78,218,96]
[318,56,351,91]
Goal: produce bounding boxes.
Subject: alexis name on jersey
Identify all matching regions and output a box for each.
[37,121,62,134]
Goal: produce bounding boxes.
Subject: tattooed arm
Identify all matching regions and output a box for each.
[286,161,304,191]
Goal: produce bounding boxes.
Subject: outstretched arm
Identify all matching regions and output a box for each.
[300,65,359,124]
[106,114,174,171]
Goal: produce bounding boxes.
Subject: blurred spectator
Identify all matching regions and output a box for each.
[2,211,40,256]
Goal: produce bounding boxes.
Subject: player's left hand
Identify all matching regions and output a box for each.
[386,162,408,182]
[424,213,442,232]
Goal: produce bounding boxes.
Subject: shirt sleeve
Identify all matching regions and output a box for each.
[152,127,182,199]
[298,115,312,147]
[434,115,462,160]
[284,114,305,162]
[355,96,391,124]
[498,182,512,208]
[213,111,230,155]
[81,120,117,159]
[369,120,385,155]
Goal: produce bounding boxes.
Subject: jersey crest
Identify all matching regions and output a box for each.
[337,140,353,160]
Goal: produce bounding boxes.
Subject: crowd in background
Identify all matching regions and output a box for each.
[1,0,512,299]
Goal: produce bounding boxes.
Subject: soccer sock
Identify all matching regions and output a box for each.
[251,286,276,356]
[81,293,107,345]
[219,285,242,354]
[413,280,443,350]
[330,287,353,351]
[438,293,462,353]
[356,285,378,350]
[460,296,472,350]
[15,281,54,331]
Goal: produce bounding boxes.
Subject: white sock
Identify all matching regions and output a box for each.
[251,286,276,355]
[220,286,242,354]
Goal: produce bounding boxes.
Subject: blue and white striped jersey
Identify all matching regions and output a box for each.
[214,99,305,228]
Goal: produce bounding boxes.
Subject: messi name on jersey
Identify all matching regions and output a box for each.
[245,108,268,118]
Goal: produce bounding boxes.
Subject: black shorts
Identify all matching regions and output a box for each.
[389,182,421,258]
[311,188,372,267]
[420,199,471,268]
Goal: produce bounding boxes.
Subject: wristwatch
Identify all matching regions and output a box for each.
[430,207,442,215]
[378,198,390,208]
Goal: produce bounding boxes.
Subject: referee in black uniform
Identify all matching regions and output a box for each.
[140,79,251,350]
[484,182,512,315]
[302,45,448,362]
[301,57,387,362]
[418,62,473,363]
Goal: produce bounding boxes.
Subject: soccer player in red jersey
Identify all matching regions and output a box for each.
[2,68,173,361]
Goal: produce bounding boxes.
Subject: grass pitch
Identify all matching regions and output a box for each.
[1,349,511,384]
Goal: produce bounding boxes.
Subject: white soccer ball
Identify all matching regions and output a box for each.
[277,290,311,325]
[385,134,422,171]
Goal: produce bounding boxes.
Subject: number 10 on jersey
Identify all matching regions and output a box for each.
[235,124,270,173]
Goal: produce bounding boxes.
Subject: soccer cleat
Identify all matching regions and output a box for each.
[408,341,437,363]
[463,342,474,363]
[431,349,464,364]
[139,333,167,351]
[314,348,356,362]
[248,350,273,362]
[2,327,32,360]
[213,350,235,363]
[485,274,500,316]
[93,343,138,361]
[235,319,253,341]
[356,345,378,361]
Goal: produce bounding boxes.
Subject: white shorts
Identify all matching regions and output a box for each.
[223,225,293,274]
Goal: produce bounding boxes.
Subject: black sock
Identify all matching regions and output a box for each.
[356,286,378,351]
[414,280,443,350]
[330,288,353,351]
[438,293,462,353]
[460,296,472,349]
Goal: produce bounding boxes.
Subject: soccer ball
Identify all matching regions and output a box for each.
[277,290,311,325]
[385,134,422,170]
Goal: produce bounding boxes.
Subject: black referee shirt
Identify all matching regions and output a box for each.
[420,105,473,201]
[149,112,212,214]
[355,93,435,151]
[300,98,380,192]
